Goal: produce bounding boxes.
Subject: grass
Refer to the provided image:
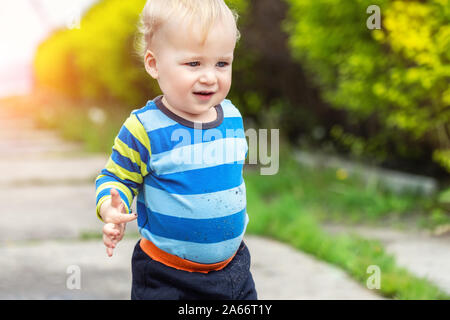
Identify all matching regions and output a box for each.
[246,147,448,230]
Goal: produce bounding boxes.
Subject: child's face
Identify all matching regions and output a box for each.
[146,18,237,119]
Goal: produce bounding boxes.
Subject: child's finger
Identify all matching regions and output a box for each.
[110,188,122,209]
[109,212,137,225]
[103,233,118,257]
[103,232,115,246]
[103,223,120,237]
[116,212,138,224]
[106,246,114,257]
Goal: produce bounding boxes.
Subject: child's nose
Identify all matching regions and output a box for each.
[199,69,217,85]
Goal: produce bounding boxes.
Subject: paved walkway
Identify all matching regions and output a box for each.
[0,106,414,300]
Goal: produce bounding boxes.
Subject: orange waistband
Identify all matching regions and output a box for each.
[139,238,236,274]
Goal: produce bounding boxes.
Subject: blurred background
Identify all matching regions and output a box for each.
[0,0,449,300]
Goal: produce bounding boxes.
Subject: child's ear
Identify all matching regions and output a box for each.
[144,50,158,79]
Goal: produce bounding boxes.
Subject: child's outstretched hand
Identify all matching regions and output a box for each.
[100,188,137,257]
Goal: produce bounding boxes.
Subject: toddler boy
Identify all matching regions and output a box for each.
[95,0,257,300]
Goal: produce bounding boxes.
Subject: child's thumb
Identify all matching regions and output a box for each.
[110,189,122,208]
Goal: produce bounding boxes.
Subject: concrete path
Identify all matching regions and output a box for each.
[0,106,384,299]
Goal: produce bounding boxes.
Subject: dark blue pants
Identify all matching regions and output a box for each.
[131,240,258,300]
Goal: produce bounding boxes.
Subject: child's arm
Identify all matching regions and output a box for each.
[95,112,151,256]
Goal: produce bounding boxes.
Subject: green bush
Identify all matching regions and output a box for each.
[284,0,450,174]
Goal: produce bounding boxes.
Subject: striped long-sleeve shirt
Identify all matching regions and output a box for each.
[95,96,249,264]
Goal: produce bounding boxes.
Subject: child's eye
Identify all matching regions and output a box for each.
[216,61,229,68]
[186,62,200,67]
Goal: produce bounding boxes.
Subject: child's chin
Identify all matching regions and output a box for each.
[190,106,213,115]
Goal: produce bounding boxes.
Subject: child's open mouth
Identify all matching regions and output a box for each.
[193,91,215,100]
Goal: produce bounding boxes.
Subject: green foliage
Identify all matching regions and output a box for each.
[224,0,249,14]
[439,188,450,204]
[433,149,450,172]
[245,147,428,225]
[284,0,450,173]
[437,187,450,213]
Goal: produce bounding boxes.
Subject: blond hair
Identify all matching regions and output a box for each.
[135,0,240,59]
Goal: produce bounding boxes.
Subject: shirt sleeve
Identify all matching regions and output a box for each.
[95,112,151,221]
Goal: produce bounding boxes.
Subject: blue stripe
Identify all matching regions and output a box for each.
[95,175,118,188]
[117,125,150,165]
[139,228,246,263]
[145,163,244,194]
[148,117,245,155]
[136,191,148,227]
[137,201,246,243]
[96,175,136,195]
[96,174,136,196]
[111,149,141,174]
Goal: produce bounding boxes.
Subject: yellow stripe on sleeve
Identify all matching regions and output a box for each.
[124,114,152,159]
[114,138,149,177]
[105,157,144,185]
